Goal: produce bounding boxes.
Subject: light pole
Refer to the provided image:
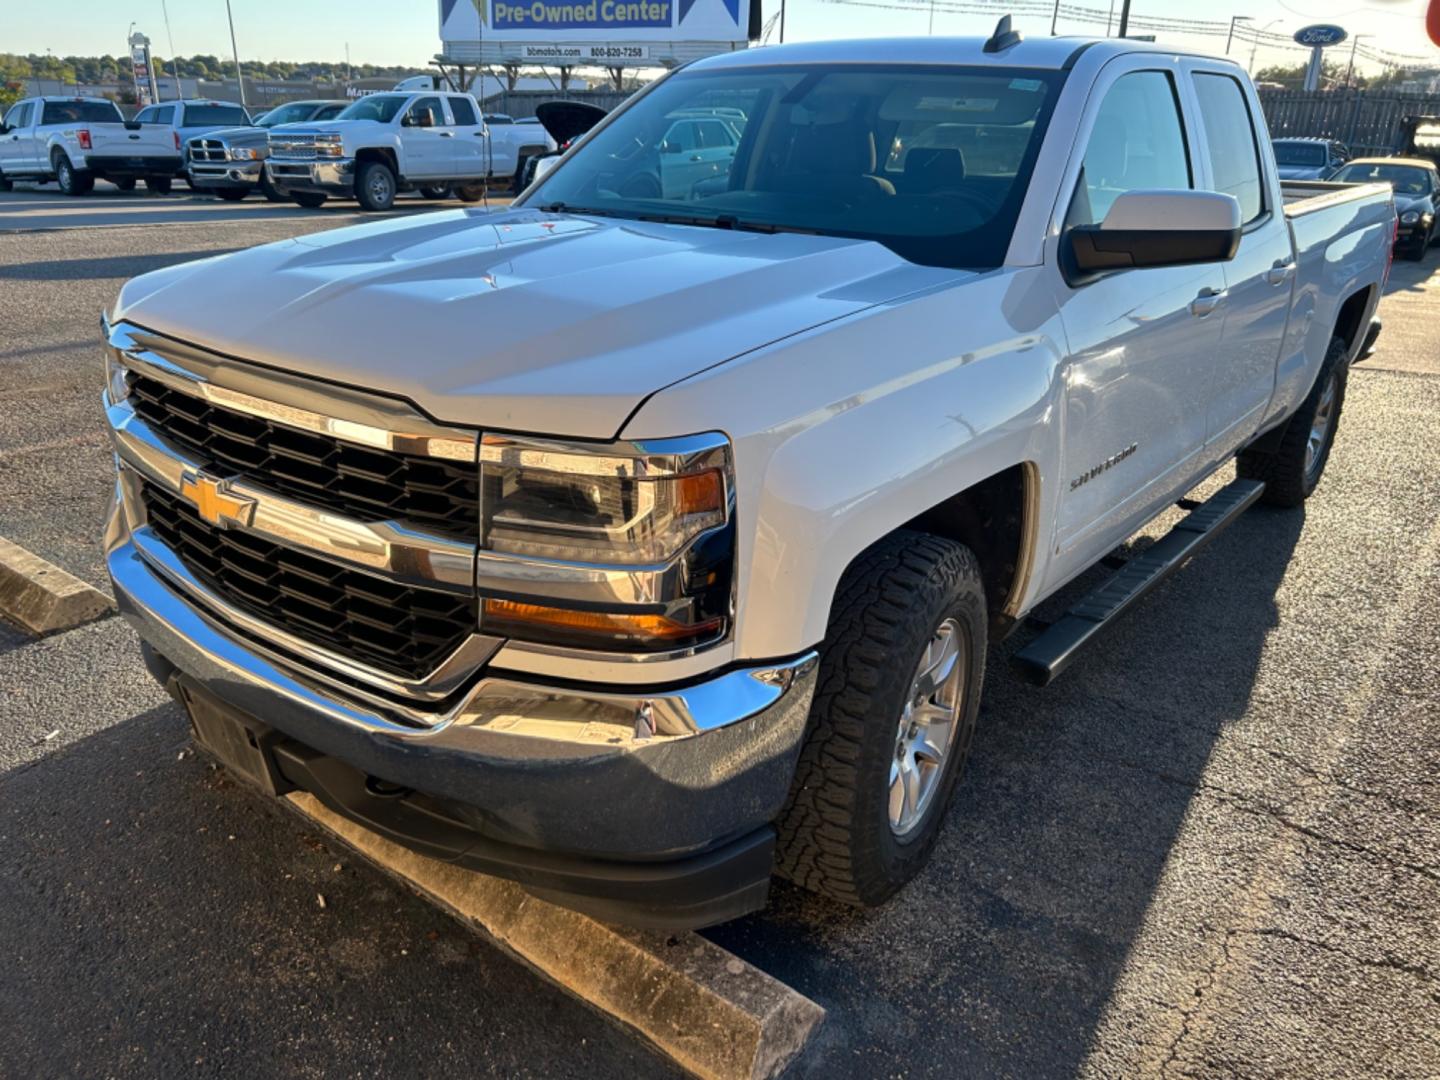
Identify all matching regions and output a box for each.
[1117,0,1131,39]
[225,0,247,110]
[1050,0,1061,35]
[1226,15,1250,55]
[1249,19,1281,76]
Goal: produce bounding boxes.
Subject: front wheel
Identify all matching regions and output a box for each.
[291,191,327,209]
[355,160,396,211]
[143,174,172,195]
[775,530,987,907]
[1239,335,1349,507]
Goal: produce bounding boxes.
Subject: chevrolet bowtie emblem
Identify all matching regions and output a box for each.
[178,471,256,529]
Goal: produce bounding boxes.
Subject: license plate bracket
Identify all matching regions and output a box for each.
[180,682,293,797]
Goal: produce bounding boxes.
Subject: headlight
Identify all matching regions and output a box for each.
[478,433,734,652]
[230,147,261,161]
[316,144,345,158]
[104,345,131,403]
[1402,210,1420,225]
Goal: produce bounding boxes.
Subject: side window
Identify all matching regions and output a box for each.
[666,121,697,152]
[154,106,174,125]
[6,103,32,128]
[448,96,478,127]
[1192,73,1264,224]
[407,96,442,127]
[134,107,155,124]
[696,120,734,148]
[1068,71,1190,227]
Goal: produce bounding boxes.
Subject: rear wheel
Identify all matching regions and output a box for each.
[454,182,486,203]
[143,174,172,195]
[291,191,327,209]
[215,188,247,202]
[418,184,451,200]
[1239,335,1349,507]
[775,530,987,907]
[355,160,397,211]
[55,154,94,196]
[112,177,136,192]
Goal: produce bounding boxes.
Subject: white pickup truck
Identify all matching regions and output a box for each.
[102,30,1393,929]
[265,91,554,210]
[0,97,181,194]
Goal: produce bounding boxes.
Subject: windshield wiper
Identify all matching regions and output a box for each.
[536,201,622,218]
[629,211,822,236]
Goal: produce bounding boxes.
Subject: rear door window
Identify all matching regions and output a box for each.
[154,106,175,125]
[182,104,247,126]
[448,96,479,127]
[1068,70,1191,227]
[1192,73,1265,223]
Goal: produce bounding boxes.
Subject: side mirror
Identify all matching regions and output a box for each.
[660,139,679,155]
[1068,190,1242,275]
[0,124,9,135]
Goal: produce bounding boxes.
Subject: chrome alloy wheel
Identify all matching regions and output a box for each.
[1305,371,1338,480]
[889,617,967,837]
[366,168,394,206]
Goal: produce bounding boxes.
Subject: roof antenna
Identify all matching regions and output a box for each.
[983,15,1024,53]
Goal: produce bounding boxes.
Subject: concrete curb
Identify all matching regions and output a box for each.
[0,537,114,635]
[286,791,824,1080]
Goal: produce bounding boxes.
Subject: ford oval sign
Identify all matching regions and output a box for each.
[1294,24,1347,46]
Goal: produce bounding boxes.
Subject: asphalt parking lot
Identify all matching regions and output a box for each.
[2,186,1438,1078]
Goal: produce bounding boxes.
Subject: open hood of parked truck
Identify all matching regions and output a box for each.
[535,101,608,146]
[112,207,959,438]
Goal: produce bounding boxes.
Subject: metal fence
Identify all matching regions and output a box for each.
[1258,90,1440,157]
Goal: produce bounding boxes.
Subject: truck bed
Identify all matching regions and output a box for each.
[1281,179,1393,217]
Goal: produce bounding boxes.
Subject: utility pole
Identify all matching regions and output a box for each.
[1345,35,1369,89]
[1050,0,1061,35]
[1226,15,1250,55]
[1117,0,1131,39]
[779,0,786,43]
[225,0,247,110]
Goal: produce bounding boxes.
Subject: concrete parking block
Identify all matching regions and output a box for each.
[0,536,113,635]
[285,791,824,1080]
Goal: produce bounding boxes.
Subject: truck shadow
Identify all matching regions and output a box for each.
[0,701,683,1077]
[706,485,1307,1078]
[0,251,241,282]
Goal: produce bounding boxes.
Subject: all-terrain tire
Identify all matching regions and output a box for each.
[1238,335,1350,507]
[774,530,987,907]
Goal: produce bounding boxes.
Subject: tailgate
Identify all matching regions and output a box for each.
[89,124,176,157]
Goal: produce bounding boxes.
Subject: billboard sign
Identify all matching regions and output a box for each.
[128,35,157,107]
[439,0,754,66]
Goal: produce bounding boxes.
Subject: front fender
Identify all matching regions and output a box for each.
[623,266,1066,659]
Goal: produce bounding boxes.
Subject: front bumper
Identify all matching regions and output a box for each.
[106,491,817,926]
[189,161,263,188]
[266,157,355,195]
[84,154,183,178]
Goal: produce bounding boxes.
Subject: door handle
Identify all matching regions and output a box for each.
[1267,259,1295,286]
[689,154,703,161]
[438,131,454,137]
[1190,287,1226,317]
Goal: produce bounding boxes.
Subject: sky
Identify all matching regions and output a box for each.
[4,0,1436,74]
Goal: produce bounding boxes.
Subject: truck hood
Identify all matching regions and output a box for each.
[113,207,959,438]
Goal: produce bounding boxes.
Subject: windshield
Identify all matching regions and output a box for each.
[261,102,321,127]
[1332,162,1433,194]
[337,94,409,123]
[184,104,248,126]
[523,64,1062,270]
[1272,142,1325,166]
[41,101,123,125]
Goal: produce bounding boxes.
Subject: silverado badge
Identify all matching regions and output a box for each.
[1070,443,1138,491]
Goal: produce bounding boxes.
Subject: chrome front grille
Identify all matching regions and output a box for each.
[140,481,477,678]
[269,133,321,160]
[128,373,480,542]
[190,139,227,163]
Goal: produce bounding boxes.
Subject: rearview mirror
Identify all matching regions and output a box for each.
[1068,190,1242,275]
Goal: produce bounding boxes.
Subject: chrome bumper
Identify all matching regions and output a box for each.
[106,492,817,857]
[189,161,262,186]
[265,158,354,192]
